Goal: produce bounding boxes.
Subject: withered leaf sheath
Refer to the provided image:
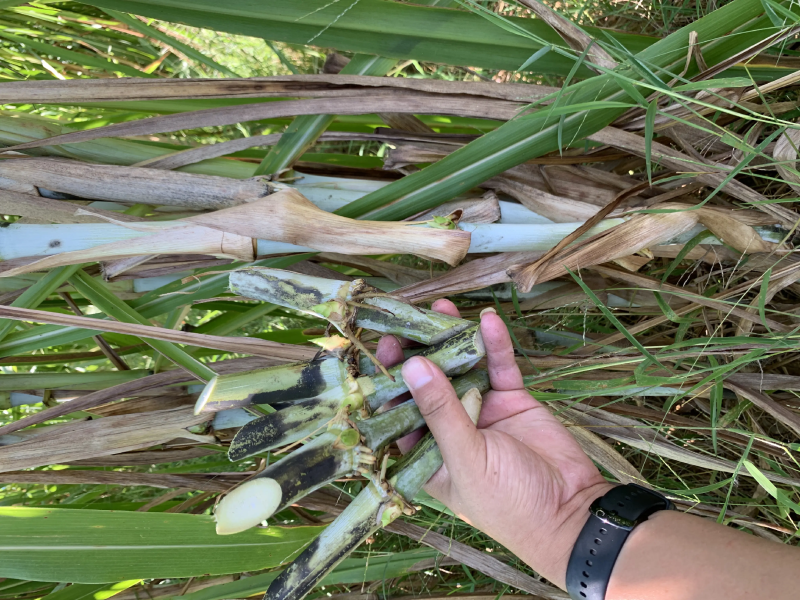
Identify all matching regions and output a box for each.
[229,267,472,344]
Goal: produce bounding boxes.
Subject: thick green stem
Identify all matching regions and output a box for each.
[359,369,489,451]
[227,395,344,460]
[194,357,352,415]
[265,386,482,600]
[216,428,367,534]
[366,326,484,410]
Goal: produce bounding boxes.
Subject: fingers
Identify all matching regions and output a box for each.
[477,389,541,428]
[376,335,404,368]
[402,356,483,477]
[431,298,461,318]
[480,311,524,391]
[396,428,425,454]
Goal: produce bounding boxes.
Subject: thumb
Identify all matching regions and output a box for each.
[401,356,484,477]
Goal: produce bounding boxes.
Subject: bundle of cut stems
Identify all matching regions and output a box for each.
[205,267,486,543]
[220,325,484,458]
[265,388,484,600]
[215,370,489,535]
[228,267,473,345]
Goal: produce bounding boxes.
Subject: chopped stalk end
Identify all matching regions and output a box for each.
[214,477,282,535]
[194,376,218,415]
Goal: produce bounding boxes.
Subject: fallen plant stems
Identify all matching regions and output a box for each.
[2,1,800,597]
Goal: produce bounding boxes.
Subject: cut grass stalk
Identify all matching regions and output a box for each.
[194,357,354,415]
[227,396,345,461]
[216,427,372,535]
[223,328,485,458]
[358,369,490,452]
[229,268,472,345]
[218,372,488,535]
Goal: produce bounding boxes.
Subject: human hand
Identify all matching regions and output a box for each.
[376,299,613,590]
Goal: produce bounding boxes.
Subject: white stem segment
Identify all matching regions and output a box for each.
[214,477,282,535]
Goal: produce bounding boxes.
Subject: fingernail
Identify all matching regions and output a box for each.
[402,357,434,390]
[479,307,497,318]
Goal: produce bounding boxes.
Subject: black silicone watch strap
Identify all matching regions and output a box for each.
[565,484,672,600]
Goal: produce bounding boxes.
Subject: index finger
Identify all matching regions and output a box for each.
[480,311,524,391]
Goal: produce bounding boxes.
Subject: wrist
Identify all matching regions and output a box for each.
[521,481,617,590]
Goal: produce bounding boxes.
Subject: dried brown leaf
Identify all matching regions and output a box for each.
[509,205,700,293]
[589,127,796,226]
[2,95,523,153]
[0,470,244,491]
[0,407,211,472]
[0,74,552,104]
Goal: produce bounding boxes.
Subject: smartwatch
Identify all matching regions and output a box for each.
[566,484,673,600]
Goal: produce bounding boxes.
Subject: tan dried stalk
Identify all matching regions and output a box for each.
[0,470,244,492]
[588,127,797,226]
[2,95,524,152]
[396,251,544,303]
[0,157,274,209]
[0,74,553,104]
[561,405,800,487]
[589,264,790,332]
[516,0,617,71]
[0,187,147,224]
